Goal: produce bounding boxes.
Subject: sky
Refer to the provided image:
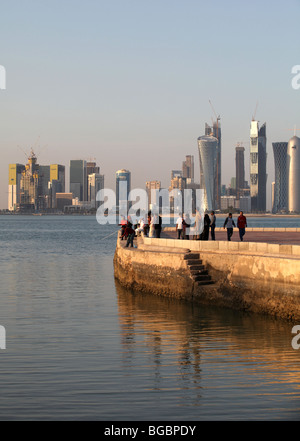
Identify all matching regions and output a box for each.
[0,0,299,209]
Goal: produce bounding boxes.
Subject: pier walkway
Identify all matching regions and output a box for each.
[162,228,300,245]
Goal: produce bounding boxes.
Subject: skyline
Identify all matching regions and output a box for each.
[1,0,300,209]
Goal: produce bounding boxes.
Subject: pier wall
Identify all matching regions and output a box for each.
[114,235,300,321]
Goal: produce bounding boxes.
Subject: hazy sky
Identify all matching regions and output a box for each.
[0,0,299,209]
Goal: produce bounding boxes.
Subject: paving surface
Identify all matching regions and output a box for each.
[161,230,300,245]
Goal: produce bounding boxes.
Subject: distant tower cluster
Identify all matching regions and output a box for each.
[8,151,104,212]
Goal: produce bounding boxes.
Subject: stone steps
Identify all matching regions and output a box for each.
[185,252,214,286]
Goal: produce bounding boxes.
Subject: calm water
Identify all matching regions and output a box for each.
[0,215,300,421]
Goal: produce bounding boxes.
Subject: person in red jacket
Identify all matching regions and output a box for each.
[237,211,247,242]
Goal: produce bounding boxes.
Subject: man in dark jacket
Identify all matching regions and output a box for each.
[237,211,247,242]
[223,213,236,241]
[125,225,135,248]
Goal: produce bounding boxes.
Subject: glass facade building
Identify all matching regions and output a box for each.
[197,135,218,212]
[272,142,288,213]
[70,160,87,201]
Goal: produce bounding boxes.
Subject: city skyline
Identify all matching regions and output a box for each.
[5,126,300,213]
[0,1,299,210]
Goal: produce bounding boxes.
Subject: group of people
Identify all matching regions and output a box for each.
[223,211,248,242]
[120,210,248,247]
[120,212,163,247]
[175,210,248,242]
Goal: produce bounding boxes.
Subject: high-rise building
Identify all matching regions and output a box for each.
[88,173,105,209]
[116,169,131,212]
[205,120,221,209]
[182,155,194,182]
[86,161,100,176]
[50,165,65,192]
[39,165,51,203]
[197,135,218,212]
[56,193,74,212]
[19,150,41,211]
[236,144,245,200]
[146,181,161,210]
[287,136,300,213]
[250,121,267,212]
[8,163,25,211]
[70,160,87,201]
[171,170,182,179]
[272,142,288,213]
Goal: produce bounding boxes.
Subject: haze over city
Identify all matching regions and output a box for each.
[0,0,299,210]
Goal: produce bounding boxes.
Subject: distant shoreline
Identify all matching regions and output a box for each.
[1,212,300,218]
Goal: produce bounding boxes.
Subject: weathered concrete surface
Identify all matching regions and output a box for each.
[114,234,300,322]
[113,238,194,300]
[192,251,300,321]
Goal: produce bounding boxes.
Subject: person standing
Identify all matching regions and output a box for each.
[176,213,184,239]
[223,213,236,241]
[154,214,162,238]
[201,214,211,240]
[194,208,202,240]
[209,211,216,241]
[237,211,247,242]
[183,213,191,240]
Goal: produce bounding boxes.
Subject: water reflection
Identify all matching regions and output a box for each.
[116,280,300,419]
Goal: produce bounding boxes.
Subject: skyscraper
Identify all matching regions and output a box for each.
[287,136,300,213]
[146,181,161,210]
[235,144,245,200]
[50,165,65,193]
[250,121,267,212]
[19,150,40,211]
[70,160,87,201]
[205,120,221,209]
[116,169,131,212]
[182,155,194,182]
[272,142,288,213]
[8,163,25,211]
[88,173,104,209]
[197,135,218,211]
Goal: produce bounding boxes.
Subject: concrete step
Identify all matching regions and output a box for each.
[186,259,203,266]
[188,264,205,271]
[184,253,200,260]
[193,274,212,282]
[190,269,208,276]
[195,280,215,286]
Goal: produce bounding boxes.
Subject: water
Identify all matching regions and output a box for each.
[0,215,300,421]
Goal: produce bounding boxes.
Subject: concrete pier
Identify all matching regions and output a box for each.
[114,229,300,322]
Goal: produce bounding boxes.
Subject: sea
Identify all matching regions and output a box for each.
[0,215,300,421]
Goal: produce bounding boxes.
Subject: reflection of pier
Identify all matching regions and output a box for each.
[115,280,300,405]
[114,227,300,321]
